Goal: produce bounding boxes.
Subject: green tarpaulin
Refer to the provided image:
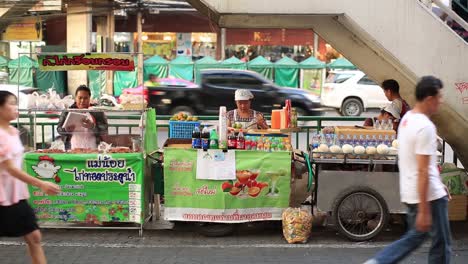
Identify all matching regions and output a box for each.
[247,56,274,80]
[144,55,168,81]
[87,71,106,99]
[35,70,67,95]
[220,56,247,70]
[8,55,37,87]
[194,56,221,84]
[299,56,326,69]
[114,57,138,96]
[327,57,356,70]
[274,57,299,88]
[0,55,10,72]
[169,56,194,81]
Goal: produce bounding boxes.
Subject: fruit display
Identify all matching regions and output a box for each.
[170,112,199,121]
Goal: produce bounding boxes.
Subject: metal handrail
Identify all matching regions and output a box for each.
[431,0,468,32]
[16,112,367,150]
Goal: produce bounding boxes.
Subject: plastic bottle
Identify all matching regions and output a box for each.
[201,126,210,150]
[227,129,237,149]
[192,124,201,149]
[237,129,245,149]
[218,106,228,149]
[209,129,219,149]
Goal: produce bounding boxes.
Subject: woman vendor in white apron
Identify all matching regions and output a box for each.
[226,89,269,130]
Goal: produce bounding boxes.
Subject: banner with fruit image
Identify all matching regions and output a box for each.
[164,148,291,223]
[24,153,144,224]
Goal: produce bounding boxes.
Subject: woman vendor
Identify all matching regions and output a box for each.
[57,85,108,150]
[226,89,269,130]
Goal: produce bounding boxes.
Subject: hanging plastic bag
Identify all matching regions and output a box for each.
[282,207,313,244]
[27,92,40,109]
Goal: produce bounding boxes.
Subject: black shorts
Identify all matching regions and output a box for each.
[0,200,39,237]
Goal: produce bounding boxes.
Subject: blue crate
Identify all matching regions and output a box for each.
[169,121,200,139]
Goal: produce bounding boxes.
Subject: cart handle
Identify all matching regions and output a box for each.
[303,152,314,192]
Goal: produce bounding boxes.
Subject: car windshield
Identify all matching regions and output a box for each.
[326,73,354,84]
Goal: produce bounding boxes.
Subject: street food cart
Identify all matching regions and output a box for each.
[16,52,156,236]
[160,126,305,236]
[308,125,415,241]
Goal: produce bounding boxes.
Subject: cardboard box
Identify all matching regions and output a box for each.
[448,195,467,221]
[334,126,396,143]
[163,138,192,149]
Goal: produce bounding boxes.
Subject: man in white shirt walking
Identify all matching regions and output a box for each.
[364,76,451,264]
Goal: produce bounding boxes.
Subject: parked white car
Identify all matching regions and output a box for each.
[321,70,390,116]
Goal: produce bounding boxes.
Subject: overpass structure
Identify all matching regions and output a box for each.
[187,0,468,167]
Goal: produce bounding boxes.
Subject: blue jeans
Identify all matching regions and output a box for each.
[372,196,452,264]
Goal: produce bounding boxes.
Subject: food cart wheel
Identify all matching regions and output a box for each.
[332,186,389,241]
[195,222,236,237]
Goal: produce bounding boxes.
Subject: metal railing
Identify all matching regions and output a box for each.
[16,112,460,166]
[16,113,366,150]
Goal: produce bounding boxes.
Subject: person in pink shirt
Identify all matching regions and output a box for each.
[0,91,60,264]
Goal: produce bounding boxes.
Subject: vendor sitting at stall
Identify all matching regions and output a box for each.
[363,103,400,131]
[227,89,269,130]
[144,74,159,87]
[57,85,108,150]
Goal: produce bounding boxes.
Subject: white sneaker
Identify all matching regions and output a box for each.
[362,259,378,264]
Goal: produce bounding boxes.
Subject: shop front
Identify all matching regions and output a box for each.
[225,28,327,63]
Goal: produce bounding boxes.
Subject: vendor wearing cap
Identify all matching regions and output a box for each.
[363,103,401,132]
[226,89,269,130]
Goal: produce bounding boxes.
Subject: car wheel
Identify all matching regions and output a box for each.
[170,106,195,116]
[341,98,363,116]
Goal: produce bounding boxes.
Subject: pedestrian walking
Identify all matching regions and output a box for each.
[364,76,452,264]
[0,91,61,264]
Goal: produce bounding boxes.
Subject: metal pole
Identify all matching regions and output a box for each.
[313,32,319,58]
[220,28,226,60]
[137,11,144,85]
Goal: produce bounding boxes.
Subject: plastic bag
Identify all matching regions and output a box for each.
[282,207,313,244]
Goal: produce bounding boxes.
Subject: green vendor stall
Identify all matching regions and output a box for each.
[168,56,194,81]
[327,57,357,70]
[219,56,247,71]
[144,55,169,81]
[247,56,274,80]
[113,57,139,96]
[8,55,38,87]
[298,56,326,96]
[194,56,221,84]
[274,57,299,88]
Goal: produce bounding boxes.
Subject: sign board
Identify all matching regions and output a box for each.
[176,33,192,56]
[25,153,144,224]
[2,19,42,41]
[37,53,135,71]
[164,149,291,223]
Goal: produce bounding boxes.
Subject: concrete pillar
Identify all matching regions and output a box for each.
[66,4,91,95]
[137,11,143,85]
[95,17,107,52]
[313,32,319,58]
[106,10,115,94]
[220,28,226,60]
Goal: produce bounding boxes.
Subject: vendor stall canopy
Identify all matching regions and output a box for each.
[220,56,247,70]
[274,57,299,88]
[299,56,326,69]
[327,57,357,70]
[8,55,38,87]
[144,55,169,80]
[247,55,274,80]
[115,56,139,96]
[169,56,194,81]
[194,56,221,84]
